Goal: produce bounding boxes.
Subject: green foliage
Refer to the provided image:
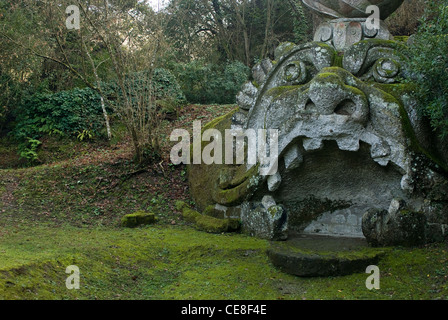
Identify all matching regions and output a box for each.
[172,60,250,104]
[13,87,105,141]
[406,0,448,138]
[76,129,95,142]
[18,138,42,163]
[152,68,187,103]
[11,87,106,162]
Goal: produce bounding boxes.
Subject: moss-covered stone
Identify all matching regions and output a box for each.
[266,86,300,99]
[121,211,156,228]
[195,215,230,234]
[188,109,255,211]
[267,235,386,277]
[274,42,297,60]
[182,207,201,223]
[362,208,427,247]
[181,203,240,233]
[227,219,241,231]
[203,205,222,218]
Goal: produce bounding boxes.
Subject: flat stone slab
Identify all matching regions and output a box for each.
[267,234,386,277]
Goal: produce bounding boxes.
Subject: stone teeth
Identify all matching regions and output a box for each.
[284,144,303,171]
[370,141,391,166]
[303,138,324,151]
[401,174,413,192]
[236,82,258,111]
[336,137,360,152]
[261,195,277,210]
[267,172,282,192]
[374,158,390,167]
[371,141,391,159]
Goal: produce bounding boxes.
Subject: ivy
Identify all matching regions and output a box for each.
[406,0,448,138]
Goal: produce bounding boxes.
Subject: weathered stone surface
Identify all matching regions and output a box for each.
[267,172,282,192]
[252,59,273,86]
[267,235,385,277]
[236,82,258,111]
[362,200,427,247]
[181,203,240,233]
[283,144,303,171]
[261,195,276,210]
[195,215,232,234]
[241,203,288,241]
[315,19,393,52]
[204,204,242,220]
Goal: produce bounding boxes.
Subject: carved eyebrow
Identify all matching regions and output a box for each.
[342,40,407,78]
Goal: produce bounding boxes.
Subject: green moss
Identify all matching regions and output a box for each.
[195,215,230,234]
[333,53,344,68]
[1,224,448,300]
[187,110,237,210]
[182,207,201,223]
[202,110,238,133]
[274,42,297,60]
[266,86,299,99]
[121,211,156,228]
[203,205,221,218]
[268,205,282,218]
[394,36,410,43]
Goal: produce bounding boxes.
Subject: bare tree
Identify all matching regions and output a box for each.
[0,0,167,164]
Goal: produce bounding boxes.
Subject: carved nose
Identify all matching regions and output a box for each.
[307,71,368,124]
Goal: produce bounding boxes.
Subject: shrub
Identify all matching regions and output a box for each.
[11,87,106,162]
[152,68,186,103]
[12,87,106,142]
[171,60,250,104]
[406,0,448,138]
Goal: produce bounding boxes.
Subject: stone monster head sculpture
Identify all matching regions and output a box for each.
[188,0,448,246]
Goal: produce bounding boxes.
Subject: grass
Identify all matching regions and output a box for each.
[1,224,447,300]
[0,104,448,300]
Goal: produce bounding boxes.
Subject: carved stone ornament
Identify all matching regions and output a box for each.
[188,0,448,247]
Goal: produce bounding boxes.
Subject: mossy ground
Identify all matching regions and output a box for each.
[1,104,448,300]
[1,224,448,300]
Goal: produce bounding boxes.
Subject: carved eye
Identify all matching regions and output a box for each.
[373,58,401,83]
[283,61,307,85]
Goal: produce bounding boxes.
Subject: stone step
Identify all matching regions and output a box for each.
[267,234,386,277]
